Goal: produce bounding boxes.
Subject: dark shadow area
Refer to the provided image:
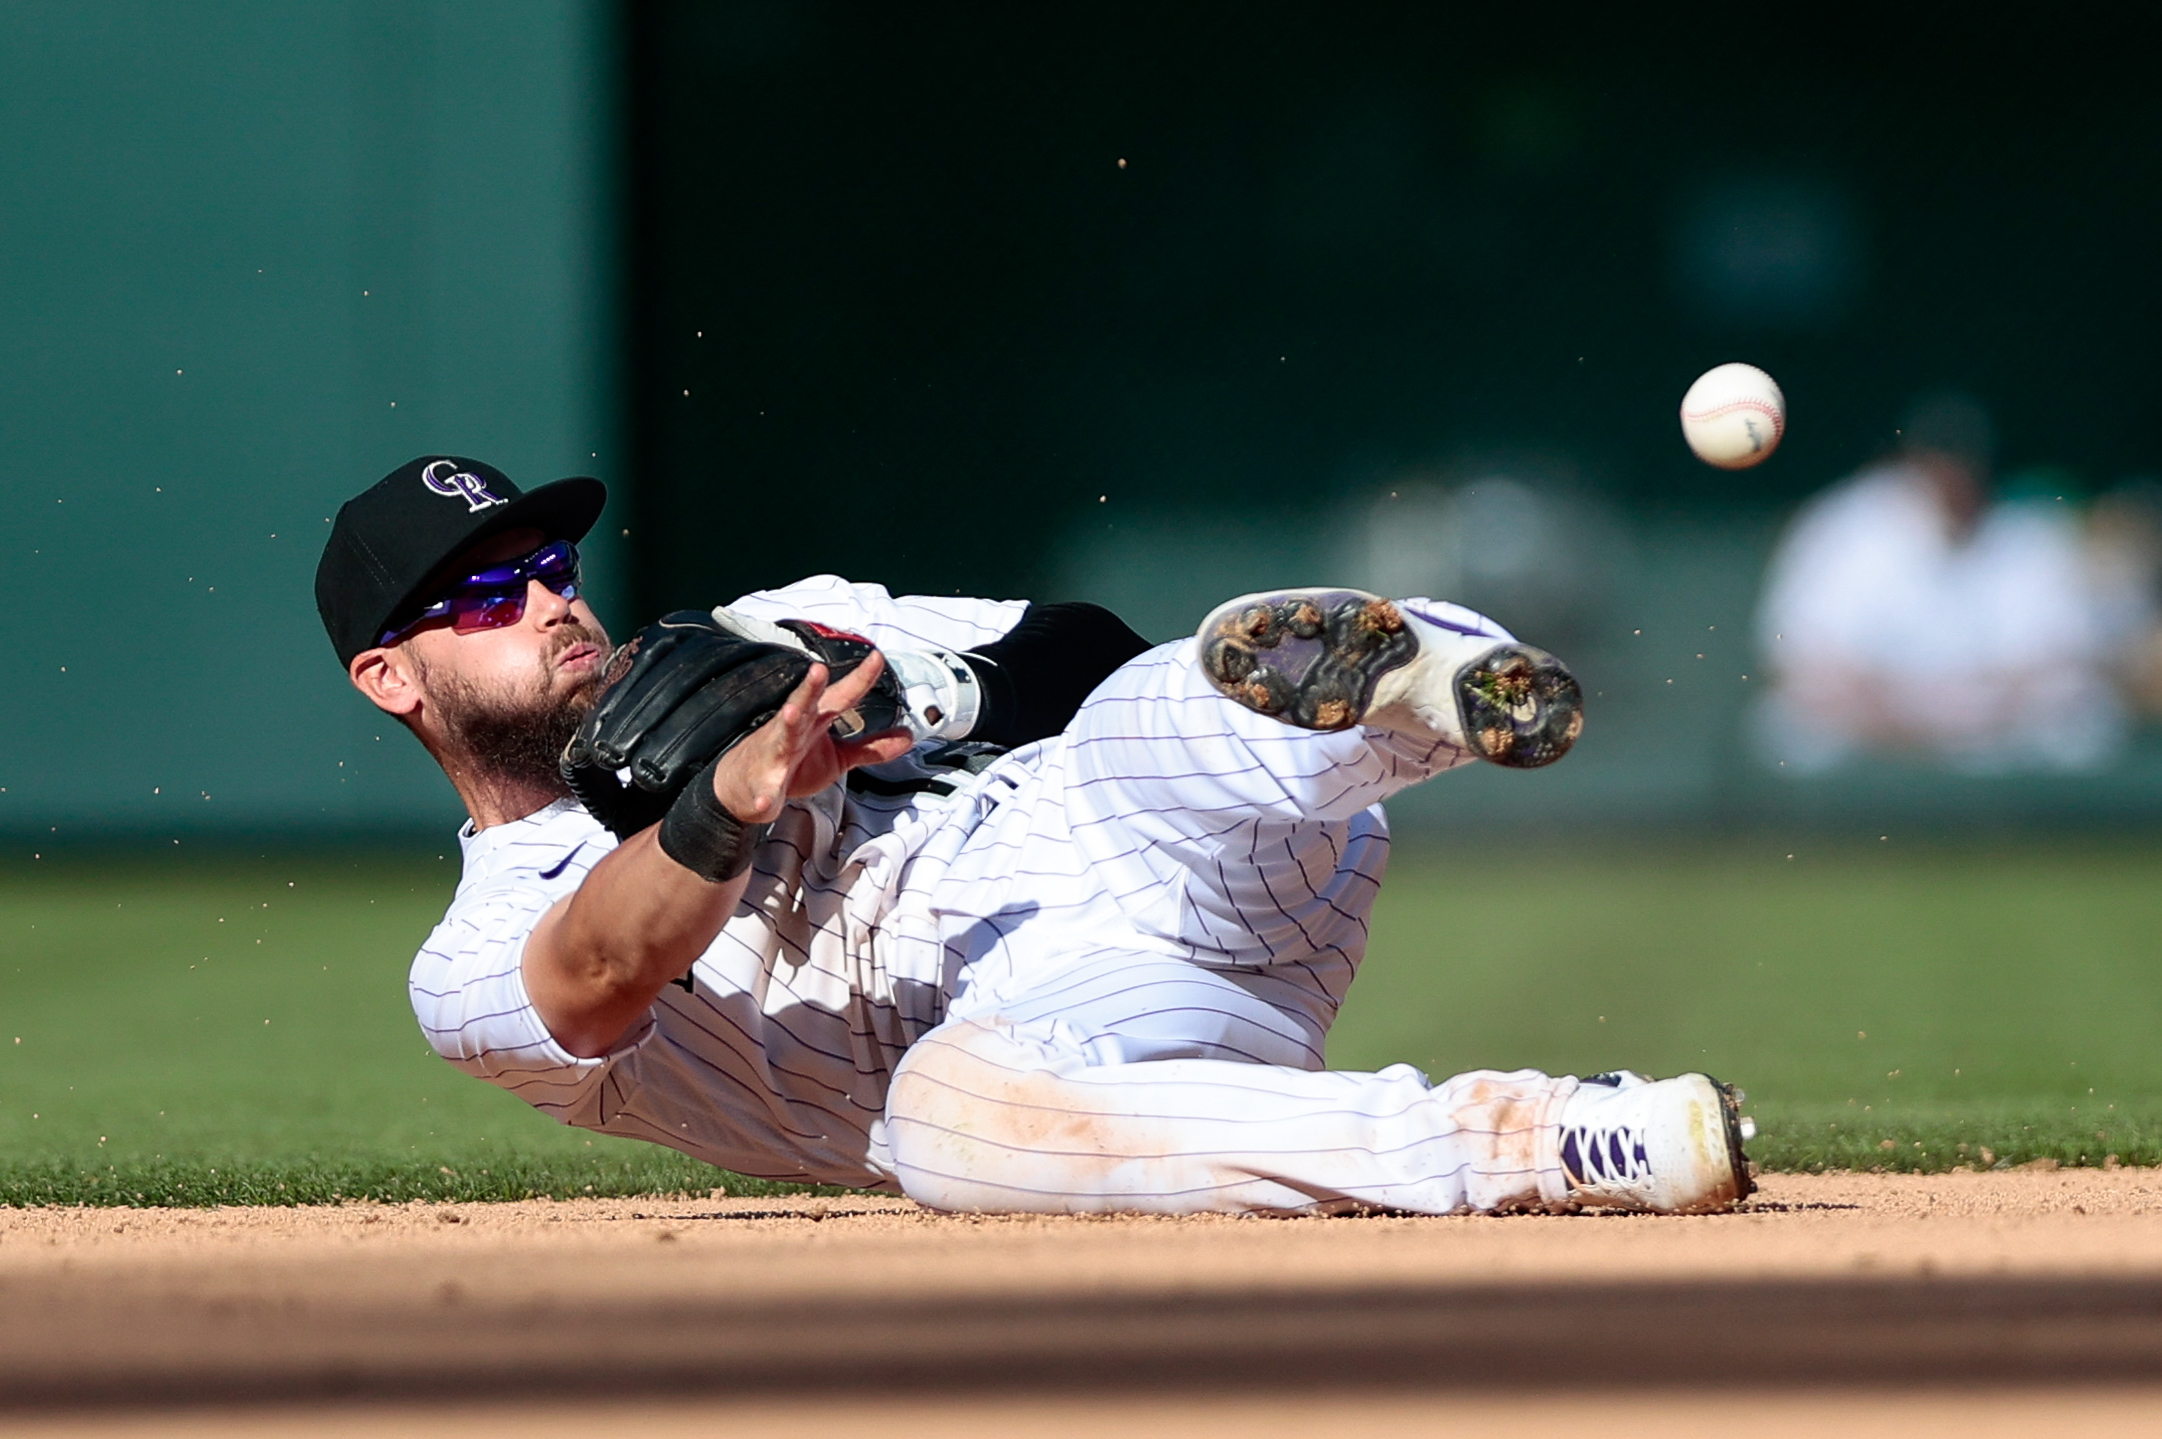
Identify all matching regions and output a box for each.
[5,1271,2162,1409]
[622,2,2162,613]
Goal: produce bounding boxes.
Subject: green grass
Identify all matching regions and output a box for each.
[1330,840,2162,1173]
[0,851,819,1205]
[3,841,2159,1205]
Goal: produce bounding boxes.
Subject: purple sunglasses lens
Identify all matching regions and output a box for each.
[449,592,531,634]
[444,576,581,635]
[380,542,582,643]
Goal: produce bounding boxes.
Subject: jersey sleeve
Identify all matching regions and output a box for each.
[725,574,1028,652]
[408,822,651,1123]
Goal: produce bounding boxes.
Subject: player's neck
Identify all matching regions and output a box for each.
[442,754,574,830]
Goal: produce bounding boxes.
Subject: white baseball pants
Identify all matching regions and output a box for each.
[883,625,1581,1215]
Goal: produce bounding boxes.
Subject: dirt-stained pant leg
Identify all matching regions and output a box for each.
[884,631,1578,1215]
[887,1016,1577,1214]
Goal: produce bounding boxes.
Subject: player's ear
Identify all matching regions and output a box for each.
[350,646,423,717]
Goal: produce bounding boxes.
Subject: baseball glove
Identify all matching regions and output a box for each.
[768,618,911,741]
[560,611,816,839]
[560,610,918,839]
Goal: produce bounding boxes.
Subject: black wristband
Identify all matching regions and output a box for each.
[658,755,770,882]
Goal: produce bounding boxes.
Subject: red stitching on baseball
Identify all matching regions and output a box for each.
[1681,398,1785,438]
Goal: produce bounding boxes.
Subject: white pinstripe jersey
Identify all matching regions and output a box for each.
[409,576,1031,1187]
[412,578,1495,1192]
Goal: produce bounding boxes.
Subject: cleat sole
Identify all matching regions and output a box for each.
[1455,644,1585,769]
[1199,589,1419,732]
[1707,1073,1757,1206]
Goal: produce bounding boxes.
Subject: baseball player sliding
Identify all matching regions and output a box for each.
[317,457,1755,1215]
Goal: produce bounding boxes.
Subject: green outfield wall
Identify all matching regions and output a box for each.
[9,5,2162,839]
[0,1,621,840]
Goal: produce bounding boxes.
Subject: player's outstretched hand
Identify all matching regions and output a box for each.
[710,651,914,823]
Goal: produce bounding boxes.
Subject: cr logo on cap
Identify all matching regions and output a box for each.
[420,459,505,512]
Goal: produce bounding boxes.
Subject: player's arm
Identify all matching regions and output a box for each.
[725,577,1153,750]
[524,657,910,1057]
[724,574,1029,653]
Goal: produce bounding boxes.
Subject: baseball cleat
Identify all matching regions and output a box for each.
[1554,1071,1756,1214]
[1195,587,1583,767]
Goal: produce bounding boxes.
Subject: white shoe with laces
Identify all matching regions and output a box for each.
[1556,1071,1757,1213]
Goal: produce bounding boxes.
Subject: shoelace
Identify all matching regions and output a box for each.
[1560,1124,1650,1188]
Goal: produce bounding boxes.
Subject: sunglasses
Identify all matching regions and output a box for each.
[378,540,583,646]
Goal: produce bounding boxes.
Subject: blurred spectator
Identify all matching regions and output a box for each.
[2082,479,2162,718]
[1753,392,2127,773]
[1351,470,1620,648]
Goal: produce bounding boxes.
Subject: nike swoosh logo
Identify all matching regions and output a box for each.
[539,844,586,880]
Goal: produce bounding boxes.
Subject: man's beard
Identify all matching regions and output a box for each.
[419,627,609,795]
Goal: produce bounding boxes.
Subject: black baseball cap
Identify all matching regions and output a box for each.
[315,455,607,668]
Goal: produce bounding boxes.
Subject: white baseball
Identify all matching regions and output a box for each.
[1679,362,1786,469]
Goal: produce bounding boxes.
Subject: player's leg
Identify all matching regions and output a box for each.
[883,595,1748,1217]
[888,914,1753,1218]
[884,940,1569,1213]
[922,587,1579,1093]
[1032,590,1570,977]
[884,994,1752,1215]
[1062,589,1577,845]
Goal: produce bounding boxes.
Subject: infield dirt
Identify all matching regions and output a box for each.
[5,1170,2162,1435]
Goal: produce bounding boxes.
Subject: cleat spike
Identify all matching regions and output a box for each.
[1196,587,1583,769]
